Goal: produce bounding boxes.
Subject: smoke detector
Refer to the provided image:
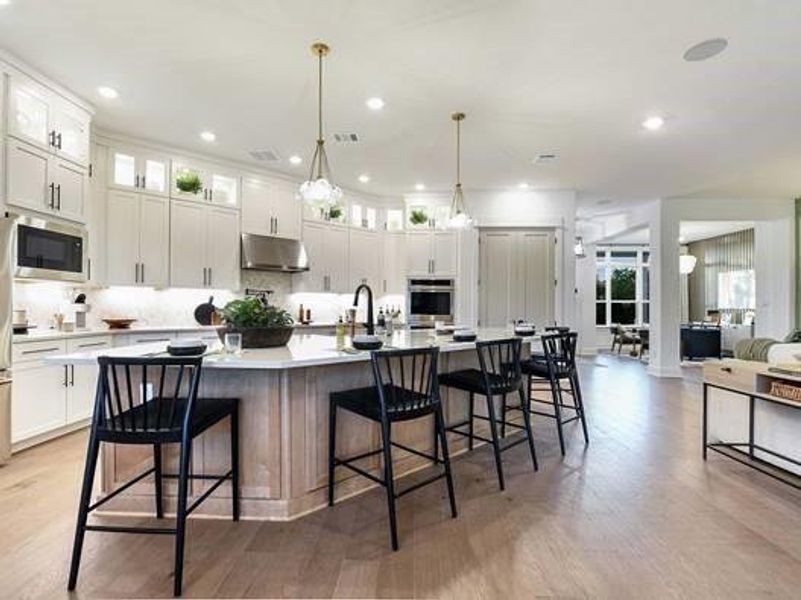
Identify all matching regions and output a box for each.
[333,132,360,144]
[532,153,557,165]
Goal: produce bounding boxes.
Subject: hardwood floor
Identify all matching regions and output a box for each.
[1,354,800,598]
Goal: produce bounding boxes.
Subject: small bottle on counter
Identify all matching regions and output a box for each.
[335,316,346,350]
[305,308,312,324]
[376,307,386,335]
[298,304,305,323]
[385,307,394,336]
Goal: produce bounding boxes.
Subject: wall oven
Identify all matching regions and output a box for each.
[407,278,455,329]
[12,214,87,282]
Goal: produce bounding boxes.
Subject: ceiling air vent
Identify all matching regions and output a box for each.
[248,148,282,162]
[333,132,360,144]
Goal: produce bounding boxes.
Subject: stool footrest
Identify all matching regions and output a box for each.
[85,525,177,535]
[391,441,439,463]
[395,471,446,499]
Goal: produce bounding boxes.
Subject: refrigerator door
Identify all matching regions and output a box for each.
[0,218,13,371]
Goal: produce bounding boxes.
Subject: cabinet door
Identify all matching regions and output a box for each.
[51,100,90,166]
[209,169,240,208]
[170,200,207,288]
[50,158,86,222]
[65,336,112,423]
[171,159,206,201]
[7,77,50,149]
[295,221,327,292]
[108,147,139,191]
[139,195,170,287]
[349,229,380,290]
[325,225,350,293]
[6,140,50,212]
[11,362,68,443]
[405,231,432,276]
[382,233,406,294]
[432,231,458,276]
[206,207,240,290]
[241,176,272,236]
[273,181,301,239]
[141,154,170,196]
[106,190,141,286]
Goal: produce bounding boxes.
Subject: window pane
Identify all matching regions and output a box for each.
[596,302,607,325]
[596,267,607,300]
[611,302,636,325]
[642,266,650,301]
[642,302,650,325]
[610,250,637,266]
[718,270,756,309]
[611,267,636,300]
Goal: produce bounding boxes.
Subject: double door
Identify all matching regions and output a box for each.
[106,191,170,286]
[108,146,170,196]
[170,200,240,289]
[479,230,555,328]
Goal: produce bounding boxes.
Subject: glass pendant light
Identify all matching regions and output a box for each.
[299,42,342,209]
[448,112,472,229]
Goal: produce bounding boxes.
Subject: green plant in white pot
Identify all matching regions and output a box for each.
[218,297,295,348]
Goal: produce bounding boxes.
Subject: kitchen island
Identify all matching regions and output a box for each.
[49,328,532,520]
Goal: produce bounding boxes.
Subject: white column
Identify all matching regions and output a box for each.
[575,242,598,355]
[648,201,682,377]
[754,218,795,339]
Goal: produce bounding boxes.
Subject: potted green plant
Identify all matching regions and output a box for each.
[327,204,343,221]
[217,297,295,348]
[175,171,204,194]
[409,208,429,226]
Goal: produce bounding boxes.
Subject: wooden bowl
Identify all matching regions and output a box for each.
[102,318,137,330]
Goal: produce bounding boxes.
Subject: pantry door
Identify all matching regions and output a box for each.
[479,229,555,328]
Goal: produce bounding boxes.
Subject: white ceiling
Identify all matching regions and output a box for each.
[600,220,754,245]
[3,1,801,200]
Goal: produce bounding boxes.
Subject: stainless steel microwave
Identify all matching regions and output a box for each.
[12,214,88,283]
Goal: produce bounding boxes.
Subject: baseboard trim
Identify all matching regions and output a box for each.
[647,364,683,378]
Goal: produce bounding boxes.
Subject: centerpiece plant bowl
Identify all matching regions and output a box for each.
[217,297,295,348]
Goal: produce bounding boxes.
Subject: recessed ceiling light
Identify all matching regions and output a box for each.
[0,1,12,6]
[366,97,385,111]
[518,182,530,190]
[642,116,665,131]
[200,131,216,142]
[415,183,426,191]
[97,86,118,99]
[358,174,370,183]
[684,38,728,62]
[288,155,303,165]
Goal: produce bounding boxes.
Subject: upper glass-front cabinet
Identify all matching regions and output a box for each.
[170,159,240,207]
[7,75,90,167]
[210,172,239,208]
[109,147,170,196]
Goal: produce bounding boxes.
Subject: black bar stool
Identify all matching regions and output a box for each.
[438,337,538,491]
[328,346,456,551]
[68,356,240,597]
[521,331,588,456]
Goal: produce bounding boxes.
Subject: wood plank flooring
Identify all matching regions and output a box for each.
[1,355,800,598]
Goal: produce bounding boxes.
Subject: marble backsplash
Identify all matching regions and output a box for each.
[13,270,405,331]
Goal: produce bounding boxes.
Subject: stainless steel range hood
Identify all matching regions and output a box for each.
[240,234,310,273]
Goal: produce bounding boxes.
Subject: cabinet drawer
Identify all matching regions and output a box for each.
[66,336,113,353]
[704,361,757,393]
[12,340,67,364]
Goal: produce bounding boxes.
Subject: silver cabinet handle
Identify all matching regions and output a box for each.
[49,183,55,208]
[140,262,145,283]
[64,365,69,387]
[208,267,212,287]
[275,217,278,234]
[141,175,146,189]
[70,365,75,386]
[209,189,213,201]
[135,174,141,188]
[77,341,108,348]
[135,263,140,283]
[56,184,61,210]
[21,346,60,355]
[202,267,207,287]
[87,258,92,281]
[49,130,57,147]
[55,132,62,150]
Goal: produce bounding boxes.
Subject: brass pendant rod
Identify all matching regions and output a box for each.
[456,117,461,186]
[317,50,323,179]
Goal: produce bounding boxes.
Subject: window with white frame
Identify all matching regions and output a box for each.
[595,247,650,326]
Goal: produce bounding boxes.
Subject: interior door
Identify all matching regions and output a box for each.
[138,195,170,286]
[479,231,515,327]
[479,229,555,328]
[106,190,141,286]
[170,200,207,288]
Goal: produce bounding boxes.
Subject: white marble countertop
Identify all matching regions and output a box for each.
[12,325,221,343]
[45,328,535,370]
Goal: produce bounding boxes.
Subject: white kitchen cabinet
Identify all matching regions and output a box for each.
[109,146,170,196]
[206,207,240,290]
[106,191,169,287]
[11,341,68,445]
[349,229,381,290]
[170,200,240,289]
[6,138,87,222]
[295,221,349,293]
[7,73,90,167]
[65,336,112,423]
[241,176,301,240]
[405,230,457,277]
[209,168,240,208]
[381,232,407,294]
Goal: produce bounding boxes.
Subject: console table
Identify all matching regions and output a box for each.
[702,359,801,489]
